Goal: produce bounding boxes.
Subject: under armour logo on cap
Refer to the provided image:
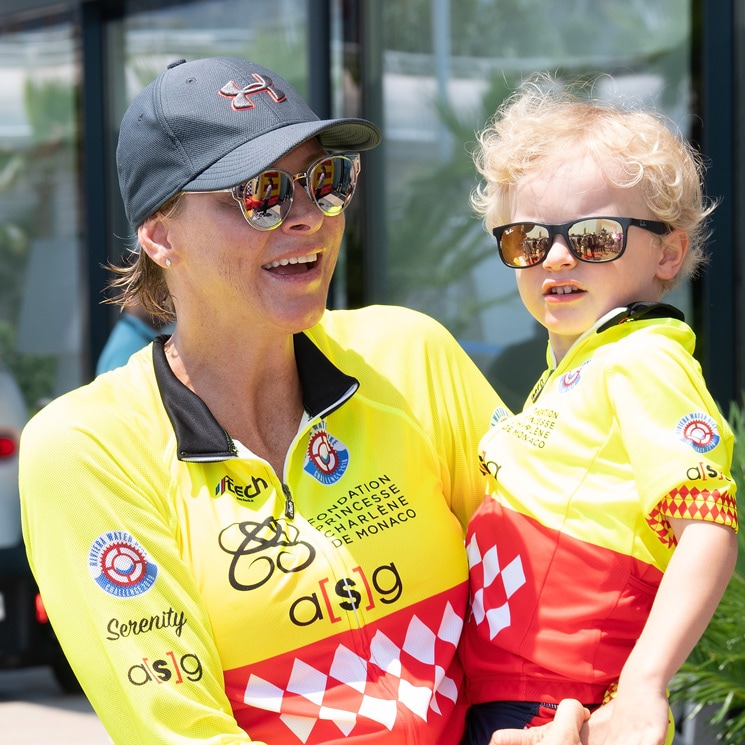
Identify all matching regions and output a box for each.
[116,56,381,228]
[220,74,286,110]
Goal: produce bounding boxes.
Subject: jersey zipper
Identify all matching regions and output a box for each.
[280,375,358,522]
[282,482,295,519]
[533,317,608,402]
[530,368,553,402]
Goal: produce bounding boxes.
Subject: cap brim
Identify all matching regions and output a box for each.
[182,118,381,192]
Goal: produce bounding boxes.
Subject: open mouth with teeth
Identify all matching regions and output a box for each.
[550,286,582,295]
[262,253,319,273]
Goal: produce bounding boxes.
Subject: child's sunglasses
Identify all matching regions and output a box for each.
[492,216,670,268]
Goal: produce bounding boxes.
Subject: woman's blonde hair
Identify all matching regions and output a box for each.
[103,194,183,322]
[471,73,716,289]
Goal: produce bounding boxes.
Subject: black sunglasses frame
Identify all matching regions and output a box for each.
[492,216,671,268]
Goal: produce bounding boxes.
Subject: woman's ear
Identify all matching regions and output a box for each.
[656,229,688,282]
[138,214,175,269]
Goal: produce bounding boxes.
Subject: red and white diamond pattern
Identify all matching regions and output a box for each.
[242,601,463,742]
[467,533,526,640]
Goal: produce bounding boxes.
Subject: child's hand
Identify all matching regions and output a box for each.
[604,685,673,745]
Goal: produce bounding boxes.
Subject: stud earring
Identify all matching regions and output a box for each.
[165,258,172,267]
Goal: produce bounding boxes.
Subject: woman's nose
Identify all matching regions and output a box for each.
[281,181,324,231]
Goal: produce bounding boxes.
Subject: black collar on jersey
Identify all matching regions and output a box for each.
[596,301,684,334]
[152,334,360,462]
[531,301,685,404]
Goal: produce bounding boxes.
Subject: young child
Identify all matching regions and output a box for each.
[460,76,739,745]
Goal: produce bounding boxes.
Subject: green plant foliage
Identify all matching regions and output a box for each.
[669,399,745,742]
[383,0,689,60]
[0,322,56,414]
[23,76,76,146]
[385,72,520,333]
[0,76,74,410]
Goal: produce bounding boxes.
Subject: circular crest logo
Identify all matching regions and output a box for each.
[490,406,512,427]
[676,412,720,454]
[88,531,158,597]
[303,426,349,485]
[560,361,589,393]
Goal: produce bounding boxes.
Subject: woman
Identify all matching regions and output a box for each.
[20,56,507,744]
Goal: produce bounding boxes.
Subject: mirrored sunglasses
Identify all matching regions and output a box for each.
[197,153,361,231]
[492,216,670,268]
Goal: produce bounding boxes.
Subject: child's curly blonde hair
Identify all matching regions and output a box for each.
[470,73,716,291]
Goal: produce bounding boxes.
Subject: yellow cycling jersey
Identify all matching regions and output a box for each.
[20,305,505,745]
[462,304,738,707]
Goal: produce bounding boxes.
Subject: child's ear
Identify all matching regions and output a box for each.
[656,229,688,281]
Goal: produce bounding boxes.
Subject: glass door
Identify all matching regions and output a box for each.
[379,0,693,410]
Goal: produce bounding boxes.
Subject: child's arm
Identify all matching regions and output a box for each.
[604,517,738,745]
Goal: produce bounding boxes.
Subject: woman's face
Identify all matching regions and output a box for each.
[151,139,345,337]
[511,156,671,362]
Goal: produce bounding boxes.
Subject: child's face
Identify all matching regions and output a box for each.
[512,156,668,363]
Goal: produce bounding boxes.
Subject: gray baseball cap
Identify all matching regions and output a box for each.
[116,56,382,228]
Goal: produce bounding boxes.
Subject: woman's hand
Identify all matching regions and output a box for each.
[489,700,589,745]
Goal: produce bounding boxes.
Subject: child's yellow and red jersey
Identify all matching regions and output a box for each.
[461,304,738,707]
[20,305,505,745]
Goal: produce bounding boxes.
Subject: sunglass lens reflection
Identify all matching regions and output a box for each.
[567,218,624,261]
[311,158,356,216]
[235,171,291,228]
[501,224,546,267]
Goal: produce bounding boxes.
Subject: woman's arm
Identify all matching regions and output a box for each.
[19,410,255,745]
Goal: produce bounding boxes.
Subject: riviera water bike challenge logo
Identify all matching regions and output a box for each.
[303,422,349,485]
[89,531,158,598]
[676,412,721,454]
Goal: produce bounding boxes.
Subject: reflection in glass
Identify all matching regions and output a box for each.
[381,0,692,410]
[0,19,79,406]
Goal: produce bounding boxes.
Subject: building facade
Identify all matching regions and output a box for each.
[0,0,741,412]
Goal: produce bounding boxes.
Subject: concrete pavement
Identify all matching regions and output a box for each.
[0,666,111,744]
